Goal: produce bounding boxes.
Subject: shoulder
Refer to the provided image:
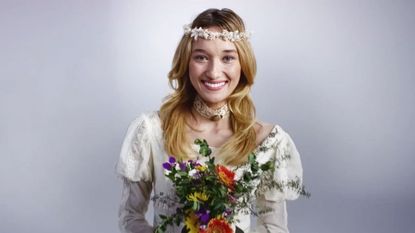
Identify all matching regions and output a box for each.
[254,120,275,146]
[123,111,162,143]
[117,111,161,182]
[254,120,297,148]
[128,111,161,129]
[135,111,160,123]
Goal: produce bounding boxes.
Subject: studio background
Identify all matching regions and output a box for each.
[1,0,414,232]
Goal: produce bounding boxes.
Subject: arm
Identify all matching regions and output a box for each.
[256,195,289,233]
[119,177,154,233]
[117,114,156,232]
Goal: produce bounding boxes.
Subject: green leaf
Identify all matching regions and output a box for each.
[260,162,273,171]
[177,171,188,177]
[192,201,199,211]
[248,153,256,163]
[243,172,252,182]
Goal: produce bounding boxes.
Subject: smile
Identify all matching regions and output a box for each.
[202,80,227,90]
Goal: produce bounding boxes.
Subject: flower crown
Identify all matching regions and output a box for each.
[183,24,251,42]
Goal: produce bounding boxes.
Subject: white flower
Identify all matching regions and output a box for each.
[183,24,191,34]
[183,25,251,41]
[189,169,197,177]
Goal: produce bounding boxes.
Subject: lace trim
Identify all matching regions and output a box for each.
[254,125,279,154]
[193,95,230,121]
[117,115,153,181]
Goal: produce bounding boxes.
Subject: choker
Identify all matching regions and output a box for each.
[193,96,230,121]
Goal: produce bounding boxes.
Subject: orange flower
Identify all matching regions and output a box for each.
[202,218,233,233]
[216,165,235,190]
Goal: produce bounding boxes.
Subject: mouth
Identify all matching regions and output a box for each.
[202,80,228,91]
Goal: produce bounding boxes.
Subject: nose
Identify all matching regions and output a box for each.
[205,58,222,80]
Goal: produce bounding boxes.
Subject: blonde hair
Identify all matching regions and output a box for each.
[159,8,257,166]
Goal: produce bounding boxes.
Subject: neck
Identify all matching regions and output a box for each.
[190,95,232,131]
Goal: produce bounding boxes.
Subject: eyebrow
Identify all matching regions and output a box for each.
[192,48,237,53]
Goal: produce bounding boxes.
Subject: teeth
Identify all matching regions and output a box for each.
[204,81,226,88]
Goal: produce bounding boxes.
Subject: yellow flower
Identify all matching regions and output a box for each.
[187,192,209,202]
[195,164,207,172]
[185,212,199,233]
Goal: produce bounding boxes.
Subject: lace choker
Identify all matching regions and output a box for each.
[193,96,230,121]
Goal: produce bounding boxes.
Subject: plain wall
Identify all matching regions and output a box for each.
[1,0,414,232]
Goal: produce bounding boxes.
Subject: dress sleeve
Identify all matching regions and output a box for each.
[116,115,154,182]
[118,177,154,233]
[255,126,303,232]
[264,127,303,201]
[255,198,288,233]
[116,114,155,232]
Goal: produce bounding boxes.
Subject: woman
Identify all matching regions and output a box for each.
[117,8,303,233]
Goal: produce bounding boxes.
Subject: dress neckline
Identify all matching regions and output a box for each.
[152,111,279,153]
[192,125,279,151]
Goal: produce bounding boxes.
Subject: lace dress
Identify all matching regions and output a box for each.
[116,112,303,233]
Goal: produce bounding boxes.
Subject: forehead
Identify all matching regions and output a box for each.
[191,27,237,53]
[192,39,237,52]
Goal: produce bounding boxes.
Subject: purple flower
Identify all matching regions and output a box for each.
[224,208,233,217]
[179,162,187,171]
[189,169,200,178]
[162,162,172,171]
[197,209,210,224]
[228,195,237,203]
[199,212,210,224]
[169,157,176,164]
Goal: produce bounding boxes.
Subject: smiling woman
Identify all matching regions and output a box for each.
[116,8,306,233]
[189,32,242,109]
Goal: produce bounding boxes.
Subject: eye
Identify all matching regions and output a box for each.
[223,55,236,63]
[193,55,208,63]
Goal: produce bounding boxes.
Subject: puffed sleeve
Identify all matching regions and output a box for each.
[116,115,154,182]
[255,126,304,233]
[116,114,155,233]
[264,126,303,201]
[255,198,288,233]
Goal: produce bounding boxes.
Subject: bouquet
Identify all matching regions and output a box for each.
[154,139,309,233]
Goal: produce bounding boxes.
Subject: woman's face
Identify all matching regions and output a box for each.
[188,27,241,109]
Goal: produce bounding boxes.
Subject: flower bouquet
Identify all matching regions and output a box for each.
[153,139,277,233]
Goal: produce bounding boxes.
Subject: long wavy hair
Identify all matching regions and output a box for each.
[159,8,257,166]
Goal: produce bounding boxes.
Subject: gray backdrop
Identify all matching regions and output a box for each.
[1,0,414,232]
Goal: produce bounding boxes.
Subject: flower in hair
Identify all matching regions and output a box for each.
[183,24,251,42]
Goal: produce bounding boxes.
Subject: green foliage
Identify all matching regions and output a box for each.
[153,138,310,233]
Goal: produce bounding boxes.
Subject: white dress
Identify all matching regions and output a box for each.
[116,112,303,233]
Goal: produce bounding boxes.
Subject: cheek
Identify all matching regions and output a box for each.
[228,65,241,82]
[189,62,202,77]
[188,62,201,88]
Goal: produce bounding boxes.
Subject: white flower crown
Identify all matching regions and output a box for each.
[183,24,251,42]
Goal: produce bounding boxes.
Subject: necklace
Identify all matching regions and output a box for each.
[193,95,230,121]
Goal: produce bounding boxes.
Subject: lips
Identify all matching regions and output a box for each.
[202,80,227,91]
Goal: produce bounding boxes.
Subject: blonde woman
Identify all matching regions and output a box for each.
[117,8,303,233]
